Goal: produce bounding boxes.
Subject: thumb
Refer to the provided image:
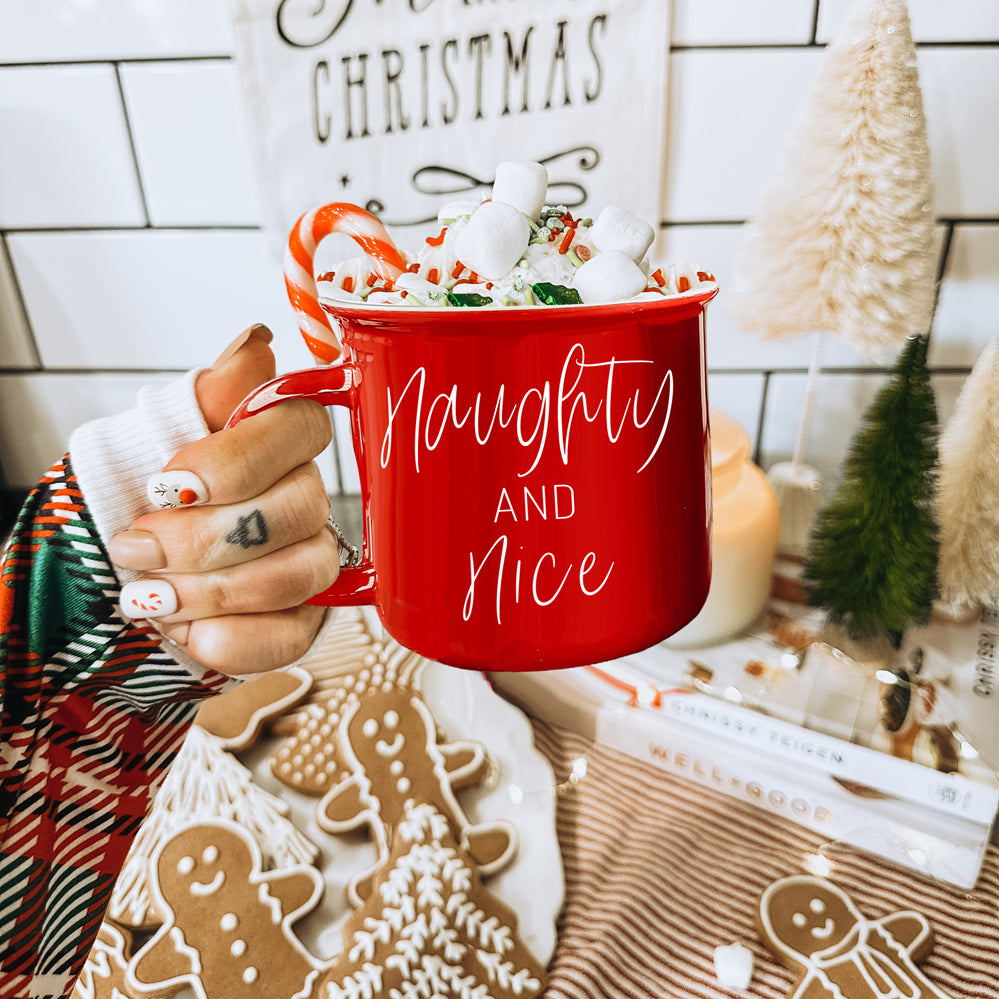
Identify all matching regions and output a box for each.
[196,324,276,432]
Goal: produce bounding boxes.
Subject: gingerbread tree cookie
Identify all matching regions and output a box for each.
[129,820,324,999]
[757,875,955,999]
[317,802,546,999]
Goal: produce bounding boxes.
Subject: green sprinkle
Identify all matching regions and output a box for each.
[513,276,524,292]
[532,282,582,306]
[566,248,584,268]
[446,292,493,307]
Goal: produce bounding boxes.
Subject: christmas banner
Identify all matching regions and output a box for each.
[231,0,671,246]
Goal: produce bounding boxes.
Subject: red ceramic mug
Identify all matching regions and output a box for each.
[229,290,716,671]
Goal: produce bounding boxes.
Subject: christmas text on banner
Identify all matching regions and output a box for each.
[231,0,672,246]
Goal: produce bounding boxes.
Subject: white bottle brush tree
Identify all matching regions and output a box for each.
[935,337,999,610]
[729,0,937,556]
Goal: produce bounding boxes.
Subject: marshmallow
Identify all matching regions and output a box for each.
[491,161,549,218]
[713,942,754,990]
[454,200,531,281]
[590,204,655,263]
[572,249,648,304]
[393,271,447,304]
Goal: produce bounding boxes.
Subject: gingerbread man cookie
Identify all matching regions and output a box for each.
[195,665,312,751]
[109,726,317,931]
[319,685,516,905]
[73,921,174,999]
[129,820,324,999]
[757,875,955,999]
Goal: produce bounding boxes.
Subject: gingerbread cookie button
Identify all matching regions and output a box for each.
[757,875,955,999]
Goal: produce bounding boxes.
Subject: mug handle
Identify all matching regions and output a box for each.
[225,365,377,607]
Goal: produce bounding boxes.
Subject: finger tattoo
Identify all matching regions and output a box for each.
[226,510,269,549]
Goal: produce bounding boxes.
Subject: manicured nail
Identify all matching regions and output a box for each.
[108,530,167,570]
[120,579,178,620]
[147,470,209,509]
[212,323,273,368]
[154,620,191,648]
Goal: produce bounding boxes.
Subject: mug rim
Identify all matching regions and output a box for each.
[319,284,718,322]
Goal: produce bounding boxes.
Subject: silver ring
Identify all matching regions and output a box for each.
[326,516,362,568]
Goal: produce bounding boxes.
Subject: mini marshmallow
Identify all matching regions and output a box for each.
[394,271,445,302]
[454,200,531,281]
[394,272,432,288]
[713,942,754,990]
[572,249,648,304]
[590,204,655,263]
[491,161,549,218]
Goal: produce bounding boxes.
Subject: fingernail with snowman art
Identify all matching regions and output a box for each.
[147,470,209,509]
[120,580,179,620]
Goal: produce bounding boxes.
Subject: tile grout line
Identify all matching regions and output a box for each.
[0,233,42,371]
[113,60,152,228]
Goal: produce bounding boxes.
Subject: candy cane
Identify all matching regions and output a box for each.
[285,203,408,363]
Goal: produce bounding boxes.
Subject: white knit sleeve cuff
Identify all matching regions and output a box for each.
[69,369,210,554]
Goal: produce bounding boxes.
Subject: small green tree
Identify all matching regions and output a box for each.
[803,335,939,644]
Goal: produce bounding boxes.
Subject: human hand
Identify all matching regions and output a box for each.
[109,324,339,675]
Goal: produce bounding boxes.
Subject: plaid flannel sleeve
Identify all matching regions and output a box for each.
[0,456,232,999]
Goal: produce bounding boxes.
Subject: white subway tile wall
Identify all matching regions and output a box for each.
[1,0,997,503]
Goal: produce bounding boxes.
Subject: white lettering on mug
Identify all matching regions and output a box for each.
[379,343,674,475]
[493,483,575,523]
[463,534,615,623]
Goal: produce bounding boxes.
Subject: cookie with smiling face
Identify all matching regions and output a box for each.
[757,875,954,999]
[129,820,324,999]
[318,685,517,906]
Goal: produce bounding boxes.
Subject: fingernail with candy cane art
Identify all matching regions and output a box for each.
[119,580,179,620]
[147,470,209,509]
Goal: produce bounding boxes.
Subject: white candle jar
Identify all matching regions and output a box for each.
[666,410,779,648]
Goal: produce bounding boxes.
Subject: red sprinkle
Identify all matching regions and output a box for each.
[651,268,666,287]
[317,270,336,282]
[697,271,715,282]
[451,261,465,279]
[677,275,691,293]
[427,228,447,246]
[558,229,575,254]
[427,267,439,284]
[342,276,354,293]
[407,262,421,273]
[366,272,378,287]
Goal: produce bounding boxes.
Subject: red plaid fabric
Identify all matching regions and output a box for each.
[0,458,230,998]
